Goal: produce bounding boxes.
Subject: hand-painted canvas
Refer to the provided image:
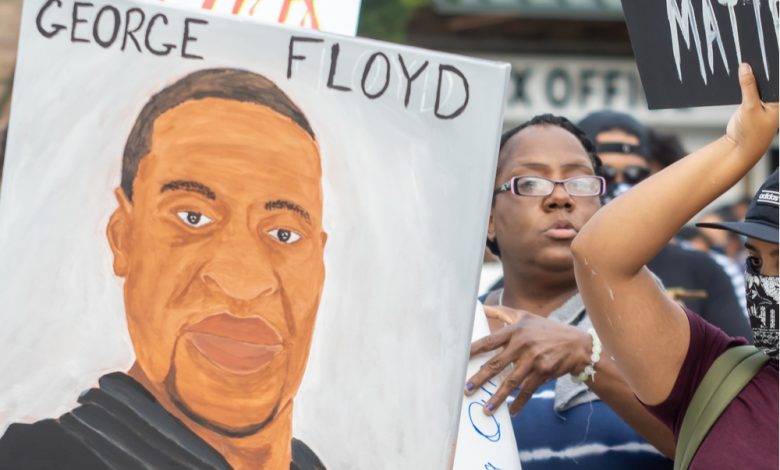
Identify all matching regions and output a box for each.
[0,0,509,468]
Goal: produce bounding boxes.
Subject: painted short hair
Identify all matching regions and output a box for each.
[121,68,315,201]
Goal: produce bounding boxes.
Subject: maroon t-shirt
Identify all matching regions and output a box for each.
[645,309,779,469]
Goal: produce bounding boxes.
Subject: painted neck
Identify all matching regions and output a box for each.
[128,363,294,469]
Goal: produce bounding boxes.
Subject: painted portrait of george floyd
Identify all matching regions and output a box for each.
[0,0,509,468]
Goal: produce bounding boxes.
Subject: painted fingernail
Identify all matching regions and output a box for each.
[486,403,495,411]
[466,383,474,391]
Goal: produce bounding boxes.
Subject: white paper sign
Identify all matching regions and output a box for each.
[454,303,522,470]
[149,0,362,36]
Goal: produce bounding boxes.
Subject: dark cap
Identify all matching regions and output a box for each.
[697,169,779,244]
[578,110,649,159]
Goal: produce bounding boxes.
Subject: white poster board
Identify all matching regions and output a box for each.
[150,0,362,36]
[454,304,521,470]
[0,0,509,468]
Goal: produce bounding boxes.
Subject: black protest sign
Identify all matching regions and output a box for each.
[621,0,779,109]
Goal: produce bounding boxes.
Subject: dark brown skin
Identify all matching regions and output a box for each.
[465,124,676,458]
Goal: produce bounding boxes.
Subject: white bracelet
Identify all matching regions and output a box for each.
[572,328,602,384]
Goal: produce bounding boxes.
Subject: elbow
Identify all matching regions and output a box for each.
[570,229,592,265]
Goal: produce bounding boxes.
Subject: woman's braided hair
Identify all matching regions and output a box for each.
[486,114,602,257]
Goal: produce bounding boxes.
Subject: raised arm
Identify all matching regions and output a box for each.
[570,64,779,405]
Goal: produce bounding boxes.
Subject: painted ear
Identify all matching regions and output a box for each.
[320,230,328,248]
[107,188,133,277]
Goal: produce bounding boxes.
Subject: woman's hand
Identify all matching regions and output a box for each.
[465,305,592,416]
[726,63,779,160]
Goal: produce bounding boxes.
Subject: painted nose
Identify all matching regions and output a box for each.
[200,230,279,301]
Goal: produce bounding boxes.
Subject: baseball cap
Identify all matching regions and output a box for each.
[578,110,649,159]
[697,169,779,244]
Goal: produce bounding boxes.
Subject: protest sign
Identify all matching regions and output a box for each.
[0,0,509,467]
[152,0,362,36]
[454,303,522,470]
[621,0,779,109]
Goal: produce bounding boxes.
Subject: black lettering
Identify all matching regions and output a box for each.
[287,36,323,79]
[579,69,596,106]
[360,52,390,99]
[36,0,66,38]
[545,68,571,107]
[327,44,351,92]
[398,55,429,108]
[71,2,93,43]
[512,69,532,105]
[434,64,469,120]
[182,18,207,60]
[603,70,620,106]
[93,5,120,48]
[145,14,175,56]
[122,8,145,52]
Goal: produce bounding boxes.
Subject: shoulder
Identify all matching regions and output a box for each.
[0,419,108,470]
[644,309,748,434]
[291,438,326,470]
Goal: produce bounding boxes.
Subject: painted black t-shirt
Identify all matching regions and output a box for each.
[0,373,324,470]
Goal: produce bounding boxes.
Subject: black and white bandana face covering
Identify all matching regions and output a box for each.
[745,262,779,358]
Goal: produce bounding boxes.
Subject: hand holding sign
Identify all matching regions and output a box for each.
[465,305,592,416]
[726,63,780,162]
[622,0,779,109]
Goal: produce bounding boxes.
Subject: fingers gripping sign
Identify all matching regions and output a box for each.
[465,304,593,416]
[726,63,780,159]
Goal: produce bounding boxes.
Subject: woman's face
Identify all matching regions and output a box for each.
[488,125,601,274]
[746,237,779,276]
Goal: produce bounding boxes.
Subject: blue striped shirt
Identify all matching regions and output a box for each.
[510,381,672,469]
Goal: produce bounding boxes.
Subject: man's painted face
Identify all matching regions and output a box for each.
[107,98,326,434]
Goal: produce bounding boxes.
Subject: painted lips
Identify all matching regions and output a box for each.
[185,313,283,374]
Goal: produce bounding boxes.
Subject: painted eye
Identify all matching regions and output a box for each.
[267,228,301,244]
[176,211,213,228]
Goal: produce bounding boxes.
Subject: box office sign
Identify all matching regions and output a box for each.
[488,54,736,127]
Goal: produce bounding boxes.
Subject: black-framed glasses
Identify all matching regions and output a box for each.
[494,175,606,197]
[600,165,650,186]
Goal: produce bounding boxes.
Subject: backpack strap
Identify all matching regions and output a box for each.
[673,345,769,470]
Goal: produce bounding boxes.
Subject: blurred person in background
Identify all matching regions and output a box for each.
[466,114,674,469]
[698,206,748,263]
[578,111,751,340]
[646,128,686,174]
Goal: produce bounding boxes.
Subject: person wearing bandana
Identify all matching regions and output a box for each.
[571,63,778,470]
[698,169,779,358]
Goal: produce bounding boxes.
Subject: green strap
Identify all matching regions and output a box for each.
[673,345,769,470]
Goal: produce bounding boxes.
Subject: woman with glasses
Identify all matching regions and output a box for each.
[465,114,674,469]
[571,65,778,469]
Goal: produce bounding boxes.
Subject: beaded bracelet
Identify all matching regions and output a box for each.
[572,327,602,384]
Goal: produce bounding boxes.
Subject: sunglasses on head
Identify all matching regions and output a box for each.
[494,175,606,198]
[600,165,650,186]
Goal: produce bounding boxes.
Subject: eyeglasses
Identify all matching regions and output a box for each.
[494,175,606,197]
[600,165,650,186]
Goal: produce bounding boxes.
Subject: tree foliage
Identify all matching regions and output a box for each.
[357,0,431,43]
